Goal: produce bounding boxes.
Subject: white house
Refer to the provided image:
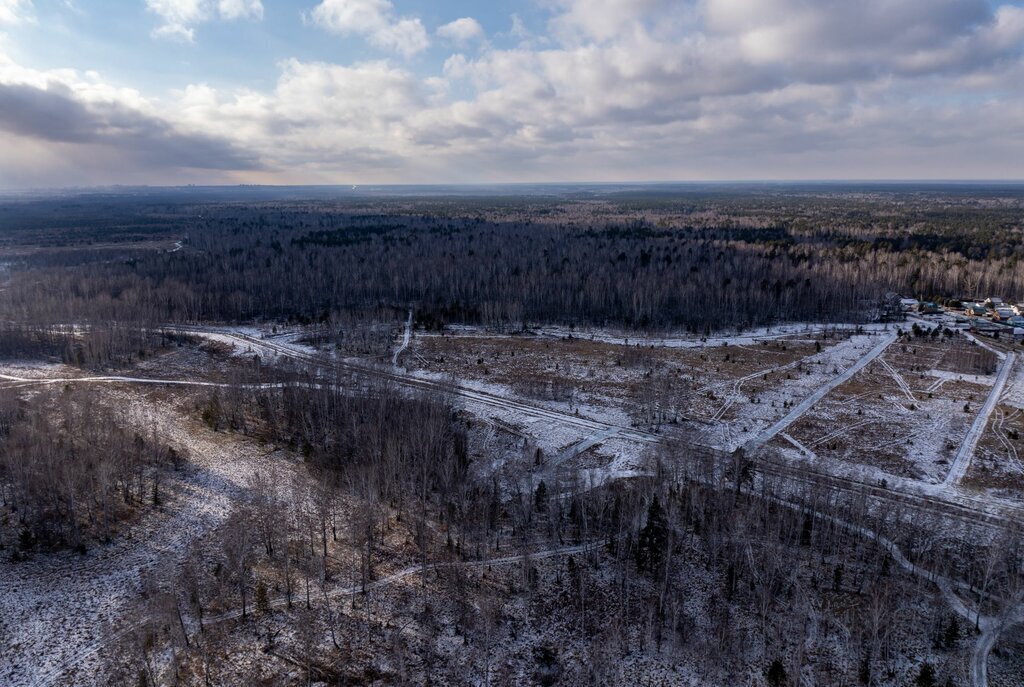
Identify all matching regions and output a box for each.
[900,298,919,311]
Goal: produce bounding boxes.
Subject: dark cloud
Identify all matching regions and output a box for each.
[0,81,261,171]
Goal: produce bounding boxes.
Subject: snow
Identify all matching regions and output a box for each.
[3,321,1022,686]
[940,353,1016,490]
[685,331,895,452]
[925,369,995,390]
[392,310,412,366]
[747,330,898,449]
[0,387,290,687]
[533,322,891,349]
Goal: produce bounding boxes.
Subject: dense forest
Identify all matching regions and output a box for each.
[0,187,1022,333]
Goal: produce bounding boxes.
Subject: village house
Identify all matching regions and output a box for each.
[984,297,1005,310]
[965,303,988,317]
[993,306,1016,321]
[900,297,920,311]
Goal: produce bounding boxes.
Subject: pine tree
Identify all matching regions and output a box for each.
[534,481,548,512]
[766,659,787,687]
[915,663,936,687]
[636,496,668,577]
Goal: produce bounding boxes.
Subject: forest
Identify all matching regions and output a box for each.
[0,186,1022,334]
[1,185,1023,687]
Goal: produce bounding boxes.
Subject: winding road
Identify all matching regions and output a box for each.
[392,310,412,367]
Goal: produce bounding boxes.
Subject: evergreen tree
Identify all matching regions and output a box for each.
[636,496,669,577]
[534,481,548,512]
[766,659,787,687]
[915,663,936,687]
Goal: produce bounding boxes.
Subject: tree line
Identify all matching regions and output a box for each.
[1,194,1022,333]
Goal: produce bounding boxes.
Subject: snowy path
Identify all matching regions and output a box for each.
[533,322,891,349]
[768,492,1017,687]
[970,603,1024,687]
[708,357,806,422]
[392,309,412,367]
[176,326,662,445]
[692,447,1011,687]
[781,432,817,459]
[0,372,245,389]
[540,427,620,478]
[0,392,277,687]
[876,356,916,403]
[941,352,1016,490]
[746,331,898,449]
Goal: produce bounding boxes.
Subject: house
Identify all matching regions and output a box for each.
[984,297,1005,310]
[917,301,942,314]
[1013,304,1024,316]
[1006,316,1024,328]
[993,306,1015,321]
[900,298,920,311]
[972,321,1003,336]
[965,303,988,317]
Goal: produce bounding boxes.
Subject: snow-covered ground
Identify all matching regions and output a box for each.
[693,331,896,451]
[534,321,892,349]
[0,387,289,687]
[2,321,1021,686]
[746,331,897,449]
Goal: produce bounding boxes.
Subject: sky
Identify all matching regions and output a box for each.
[0,0,1022,187]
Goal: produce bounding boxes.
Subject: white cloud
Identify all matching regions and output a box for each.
[0,0,32,25]
[146,0,263,42]
[508,13,529,40]
[217,0,262,21]
[310,0,429,58]
[437,17,484,46]
[549,0,678,43]
[5,1,1024,184]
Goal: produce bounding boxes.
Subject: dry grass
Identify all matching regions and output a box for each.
[780,336,991,481]
[409,331,830,425]
[965,403,1024,494]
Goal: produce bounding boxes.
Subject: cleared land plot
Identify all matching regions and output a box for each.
[697,332,892,451]
[407,331,841,431]
[775,335,993,482]
[965,403,1024,495]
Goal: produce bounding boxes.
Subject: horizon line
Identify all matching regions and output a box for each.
[4,178,1024,195]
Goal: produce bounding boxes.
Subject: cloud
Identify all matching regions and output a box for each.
[146,0,263,42]
[5,0,1024,185]
[437,17,484,46]
[310,0,429,58]
[171,59,422,175]
[217,0,262,21]
[0,0,32,25]
[0,82,257,169]
[701,0,1024,81]
[0,56,259,186]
